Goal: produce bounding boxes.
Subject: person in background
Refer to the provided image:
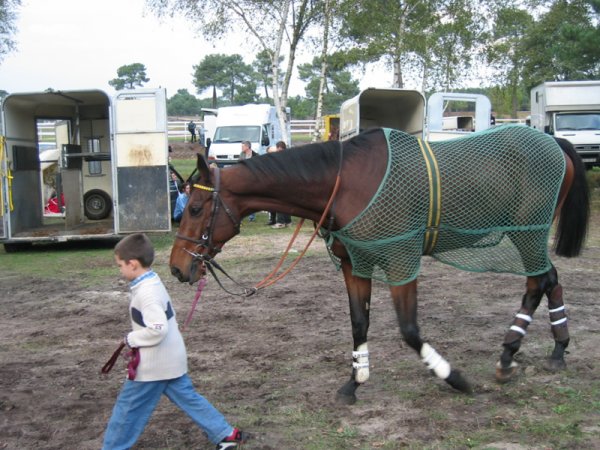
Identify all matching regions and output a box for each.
[102,233,247,450]
[270,141,292,229]
[239,141,258,222]
[173,182,191,222]
[265,145,278,226]
[187,120,197,143]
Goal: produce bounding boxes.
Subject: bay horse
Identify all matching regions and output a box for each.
[169,126,589,404]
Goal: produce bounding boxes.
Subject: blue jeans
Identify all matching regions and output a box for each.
[102,374,232,449]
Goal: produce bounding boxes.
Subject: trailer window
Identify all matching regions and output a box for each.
[87,138,102,175]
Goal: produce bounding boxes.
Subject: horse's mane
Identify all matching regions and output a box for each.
[238,128,381,183]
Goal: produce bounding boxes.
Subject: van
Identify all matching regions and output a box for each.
[207,104,291,166]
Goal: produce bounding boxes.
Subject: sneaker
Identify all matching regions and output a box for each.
[271,223,286,229]
[216,428,247,449]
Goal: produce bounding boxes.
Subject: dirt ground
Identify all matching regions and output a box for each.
[1,145,599,449]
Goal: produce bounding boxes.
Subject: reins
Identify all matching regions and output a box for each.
[254,172,342,290]
[175,140,344,326]
[245,140,345,290]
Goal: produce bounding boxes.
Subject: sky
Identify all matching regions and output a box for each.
[0,0,390,100]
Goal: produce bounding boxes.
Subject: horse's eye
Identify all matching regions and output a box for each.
[189,205,203,216]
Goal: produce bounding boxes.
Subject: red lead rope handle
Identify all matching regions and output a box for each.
[182,276,208,331]
[101,342,126,375]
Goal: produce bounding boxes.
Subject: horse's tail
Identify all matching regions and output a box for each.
[553,137,590,257]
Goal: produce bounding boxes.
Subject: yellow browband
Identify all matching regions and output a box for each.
[193,183,215,192]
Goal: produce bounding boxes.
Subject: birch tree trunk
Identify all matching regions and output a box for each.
[312,0,331,142]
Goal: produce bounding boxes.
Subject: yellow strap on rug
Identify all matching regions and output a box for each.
[417,138,441,255]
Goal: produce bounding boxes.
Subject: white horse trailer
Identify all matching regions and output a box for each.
[0,88,171,251]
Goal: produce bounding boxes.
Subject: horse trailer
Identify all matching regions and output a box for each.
[339,88,426,140]
[0,88,171,251]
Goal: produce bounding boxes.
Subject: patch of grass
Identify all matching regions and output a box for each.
[170,158,198,180]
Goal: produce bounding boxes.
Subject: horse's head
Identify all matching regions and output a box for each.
[169,155,241,284]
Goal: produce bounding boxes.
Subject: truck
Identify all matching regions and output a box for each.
[207,104,291,166]
[0,88,171,251]
[530,80,600,168]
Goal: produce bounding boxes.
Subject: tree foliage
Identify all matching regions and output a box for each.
[146,0,322,144]
[146,0,600,119]
[108,63,150,90]
[336,0,485,90]
[192,53,256,104]
[297,56,359,116]
[166,89,202,115]
[521,0,600,87]
[0,0,21,64]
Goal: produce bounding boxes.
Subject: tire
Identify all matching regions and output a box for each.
[84,189,112,220]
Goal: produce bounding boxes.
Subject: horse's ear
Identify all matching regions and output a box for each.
[197,154,210,182]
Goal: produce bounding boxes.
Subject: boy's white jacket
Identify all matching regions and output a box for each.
[126,272,188,381]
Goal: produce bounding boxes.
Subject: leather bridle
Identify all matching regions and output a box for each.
[176,166,239,257]
[175,166,256,295]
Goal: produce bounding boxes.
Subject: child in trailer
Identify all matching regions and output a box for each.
[102,233,247,450]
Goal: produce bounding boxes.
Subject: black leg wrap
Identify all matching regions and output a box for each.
[445,369,473,395]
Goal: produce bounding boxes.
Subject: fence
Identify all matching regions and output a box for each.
[38,117,526,144]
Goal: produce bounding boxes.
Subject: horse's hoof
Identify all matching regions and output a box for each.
[495,361,519,383]
[544,358,566,372]
[446,369,473,394]
[335,391,357,405]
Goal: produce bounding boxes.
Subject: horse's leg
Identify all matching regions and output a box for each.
[545,268,570,372]
[496,266,565,382]
[336,260,372,405]
[390,281,472,394]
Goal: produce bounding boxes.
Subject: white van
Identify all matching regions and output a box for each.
[207,104,291,166]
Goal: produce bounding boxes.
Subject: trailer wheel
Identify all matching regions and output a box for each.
[84,189,112,220]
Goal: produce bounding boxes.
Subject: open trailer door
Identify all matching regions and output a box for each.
[0,136,8,240]
[113,89,171,233]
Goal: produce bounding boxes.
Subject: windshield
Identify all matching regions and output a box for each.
[555,113,600,131]
[213,125,260,143]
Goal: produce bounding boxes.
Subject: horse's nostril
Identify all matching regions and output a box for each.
[171,266,182,280]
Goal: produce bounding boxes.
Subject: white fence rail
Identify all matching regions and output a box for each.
[38,120,319,144]
[38,118,526,144]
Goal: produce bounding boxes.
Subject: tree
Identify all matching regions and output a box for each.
[485,6,534,117]
[108,63,150,90]
[254,49,283,100]
[192,53,256,105]
[167,89,202,116]
[0,0,21,64]
[146,0,322,145]
[297,55,359,116]
[337,0,486,91]
[521,0,600,87]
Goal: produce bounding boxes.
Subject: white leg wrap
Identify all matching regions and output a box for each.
[352,343,369,383]
[420,343,451,380]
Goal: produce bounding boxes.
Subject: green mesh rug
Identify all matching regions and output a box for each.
[324,126,566,285]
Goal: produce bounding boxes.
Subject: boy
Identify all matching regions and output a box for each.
[103,233,246,450]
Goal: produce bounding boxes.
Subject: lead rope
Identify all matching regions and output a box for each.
[254,140,344,290]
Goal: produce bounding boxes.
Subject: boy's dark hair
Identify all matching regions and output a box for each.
[114,233,154,267]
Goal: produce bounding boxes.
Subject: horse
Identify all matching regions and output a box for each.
[169,126,589,405]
